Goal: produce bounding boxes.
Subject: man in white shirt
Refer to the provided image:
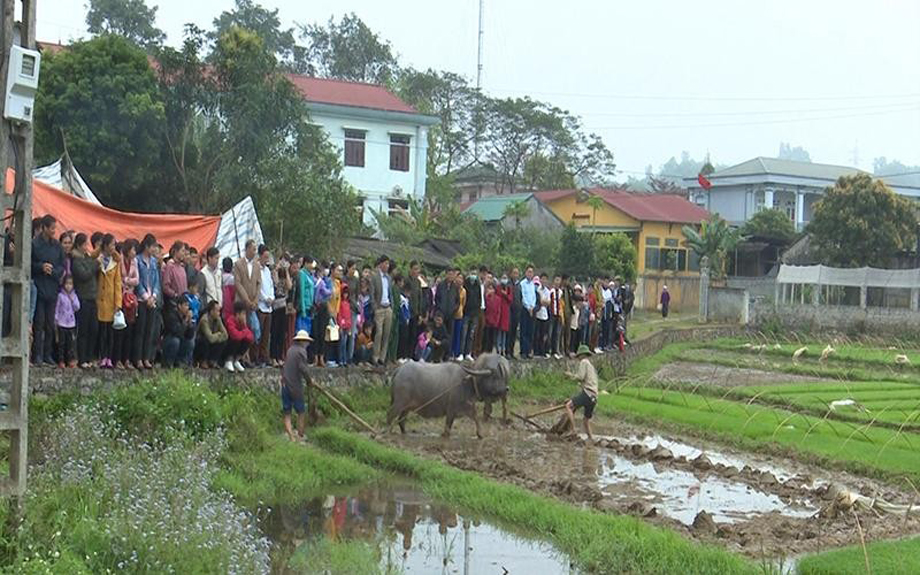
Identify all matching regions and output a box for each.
[256,245,275,366]
[202,247,223,308]
[565,345,598,440]
[535,274,551,357]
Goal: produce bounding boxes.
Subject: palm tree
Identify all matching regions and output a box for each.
[682,214,740,278]
[503,200,531,231]
[584,195,606,235]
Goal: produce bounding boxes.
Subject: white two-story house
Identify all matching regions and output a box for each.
[684,157,920,231]
[288,75,440,226]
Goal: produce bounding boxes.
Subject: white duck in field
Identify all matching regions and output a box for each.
[894,354,911,366]
[820,345,836,362]
[792,346,808,363]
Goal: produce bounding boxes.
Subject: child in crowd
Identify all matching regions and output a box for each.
[225,301,254,372]
[163,295,195,368]
[186,282,201,326]
[54,275,80,368]
[354,322,374,365]
[197,301,228,369]
[415,322,432,361]
[428,312,449,363]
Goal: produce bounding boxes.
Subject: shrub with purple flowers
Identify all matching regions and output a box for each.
[11,404,271,573]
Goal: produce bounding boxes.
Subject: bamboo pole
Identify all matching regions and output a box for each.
[311,382,378,436]
[525,403,568,419]
[511,411,548,431]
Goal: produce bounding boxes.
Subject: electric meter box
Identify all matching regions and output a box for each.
[4,45,41,123]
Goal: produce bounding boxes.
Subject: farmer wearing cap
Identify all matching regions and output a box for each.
[282,329,315,442]
[564,344,598,441]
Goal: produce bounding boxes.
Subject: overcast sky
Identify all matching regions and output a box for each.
[36,0,920,177]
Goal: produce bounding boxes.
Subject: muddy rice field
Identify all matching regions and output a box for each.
[267,338,920,573]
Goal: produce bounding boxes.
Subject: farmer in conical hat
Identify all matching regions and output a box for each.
[282,329,314,441]
[564,344,598,441]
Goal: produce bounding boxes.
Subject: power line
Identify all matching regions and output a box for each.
[577,101,920,119]
[489,87,920,103]
[585,105,920,131]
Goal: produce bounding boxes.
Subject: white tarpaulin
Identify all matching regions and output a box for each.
[777,265,920,289]
[33,156,101,205]
[214,196,264,261]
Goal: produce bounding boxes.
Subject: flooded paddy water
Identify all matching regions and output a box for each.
[264,482,576,574]
[381,416,920,559]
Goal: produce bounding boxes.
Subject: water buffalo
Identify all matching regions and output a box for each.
[473,353,511,424]
[387,354,510,438]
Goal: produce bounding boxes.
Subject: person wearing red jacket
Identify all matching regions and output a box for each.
[496,275,512,355]
[483,281,502,353]
[225,301,255,372]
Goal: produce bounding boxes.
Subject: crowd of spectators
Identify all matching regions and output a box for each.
[23,215,635,372]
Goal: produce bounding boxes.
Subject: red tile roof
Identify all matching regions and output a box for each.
[533,189,580,203]
[286,74,420,114]
[592,188,710,224]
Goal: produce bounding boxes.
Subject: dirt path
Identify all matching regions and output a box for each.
[377,413,920,561]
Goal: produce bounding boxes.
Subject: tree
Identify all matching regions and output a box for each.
[778,142,811,162]
[300,13,398,84]
[211,0,308,72]
[595,233,637,283]
[207,26,359,252]
[502,200,531,231]
[741,208,797,244]
[873,157,920,176]
[682,214,741,278]
[648,175,683,194]
[35,35,166,210]
[86,0,166,49]
[156,25,221,212]
[584,195,606,233]
[808,174,917,267]
[555,224,596,277]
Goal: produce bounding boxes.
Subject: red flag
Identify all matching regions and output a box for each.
[697,173,712,190]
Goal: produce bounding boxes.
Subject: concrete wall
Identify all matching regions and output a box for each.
[726,276,776,301]
[708,287,749,324]
[749,301,920,336]
[636,273,699,312]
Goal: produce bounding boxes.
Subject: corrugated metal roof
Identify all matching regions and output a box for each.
[594,189,711,224]
[711,157,864,181]
[286,75,421,114]
[463,193,534,221]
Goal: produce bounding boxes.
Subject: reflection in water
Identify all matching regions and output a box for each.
[266,484,575,574]
[597,453,817,525]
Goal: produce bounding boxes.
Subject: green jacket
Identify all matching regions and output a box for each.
[72,252,100,302]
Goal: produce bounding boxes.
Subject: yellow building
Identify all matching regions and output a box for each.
[534,188,711,276]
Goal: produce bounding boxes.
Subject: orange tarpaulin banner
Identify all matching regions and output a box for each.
[7,169,221,252]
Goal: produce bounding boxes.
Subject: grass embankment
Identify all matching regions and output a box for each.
[797,536,920,575]
[309,427,756,575]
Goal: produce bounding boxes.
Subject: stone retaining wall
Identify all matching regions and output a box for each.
[10,326,744,400]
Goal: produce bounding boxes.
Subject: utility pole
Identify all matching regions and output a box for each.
[473,0,484,162]
[476,0,484,91]
[0,0,35,501]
